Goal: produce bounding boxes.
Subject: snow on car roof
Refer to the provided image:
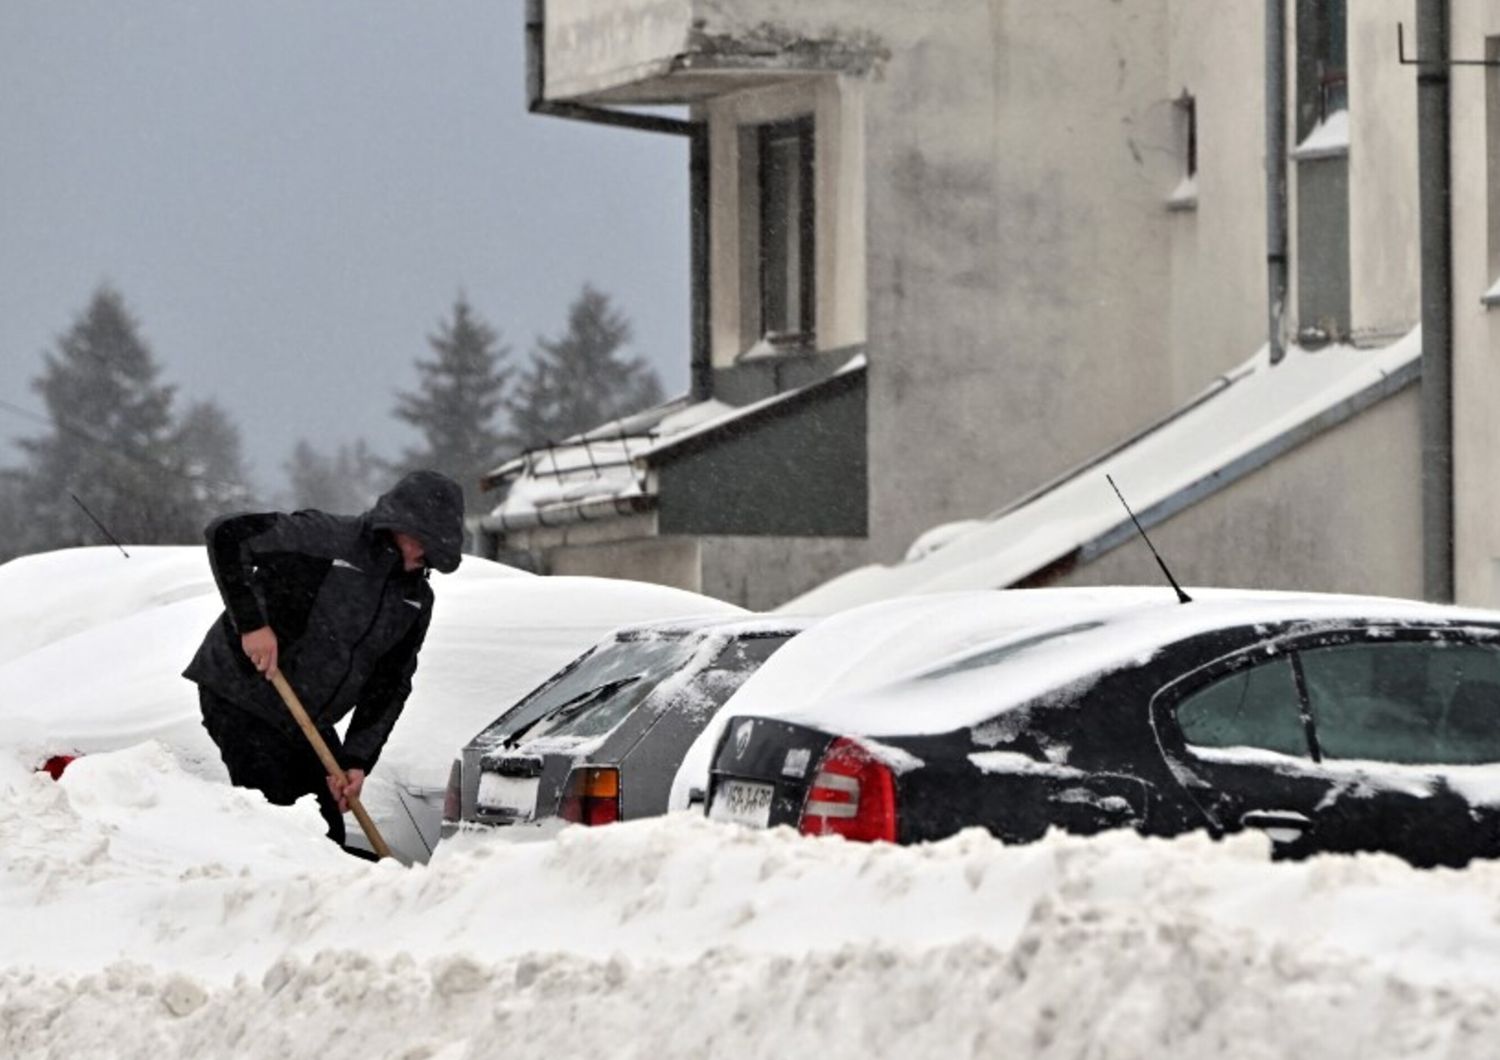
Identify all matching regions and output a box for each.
[779,590,1500,738]
[669,587,1189,810]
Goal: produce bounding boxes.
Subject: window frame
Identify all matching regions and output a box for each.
[755,114,816,347]
[1152,623,1500,769]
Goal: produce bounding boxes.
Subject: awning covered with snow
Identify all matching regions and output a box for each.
[783,331,1421,614]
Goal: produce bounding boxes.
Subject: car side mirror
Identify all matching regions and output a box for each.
[1241,809,1311,845]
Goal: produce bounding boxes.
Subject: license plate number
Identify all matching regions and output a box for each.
[709,779,775,828]
[477,773,539,823]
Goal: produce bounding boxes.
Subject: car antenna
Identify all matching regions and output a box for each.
[1105,474,1191,604]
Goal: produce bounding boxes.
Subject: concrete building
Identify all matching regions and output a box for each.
[481,0,1500,611]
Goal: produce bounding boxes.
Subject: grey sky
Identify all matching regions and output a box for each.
[0,1,688,498]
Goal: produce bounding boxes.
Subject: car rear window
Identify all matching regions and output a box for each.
[476,633,700,748]
[1174,656,1309,756]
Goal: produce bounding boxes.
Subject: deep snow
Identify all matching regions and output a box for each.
[7,550,1500,1059]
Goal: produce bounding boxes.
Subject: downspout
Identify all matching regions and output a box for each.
[524,0,713,402]
[1265,0,1289,365]
[1417,0,1454,602]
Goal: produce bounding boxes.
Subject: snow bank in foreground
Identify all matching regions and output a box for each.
[7,744,1500,1058]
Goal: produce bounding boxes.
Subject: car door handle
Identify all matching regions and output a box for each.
[1241,809,1311,844]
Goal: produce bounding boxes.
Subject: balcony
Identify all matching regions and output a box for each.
[538,0,887,104]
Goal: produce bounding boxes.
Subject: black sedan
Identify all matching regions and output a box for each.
[442,614,808,838]
[707,591,1500,867]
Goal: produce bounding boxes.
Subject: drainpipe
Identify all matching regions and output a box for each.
[1265,0,1289,365]
[524,0,713,402]
[1416,0,1454,602]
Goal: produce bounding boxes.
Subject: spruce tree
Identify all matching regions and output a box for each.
[15,287,216,551]
[507,283,665,451]
[176,399,257,513]
[391,296,512,516]
[283,438,383,514]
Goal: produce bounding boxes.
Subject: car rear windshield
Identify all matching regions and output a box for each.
[476,633,701,748]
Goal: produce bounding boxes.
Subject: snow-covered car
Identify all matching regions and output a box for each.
[669,588,1174,812]
[442,614,810,837]
[708,590,1500,868]
[0,546,741,862]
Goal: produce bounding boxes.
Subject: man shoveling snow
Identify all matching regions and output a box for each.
[183,470,464,854]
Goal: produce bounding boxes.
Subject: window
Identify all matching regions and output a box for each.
[1175,657,1309,756]
[1294,0,1349,341]
[1296,0,1347,140]
[1299,641,1500,765]
[757,116,815,344]
[1167,91,1199,212]
[477,634,700,748]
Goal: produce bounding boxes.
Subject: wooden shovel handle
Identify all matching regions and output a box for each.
[269,670,394,860]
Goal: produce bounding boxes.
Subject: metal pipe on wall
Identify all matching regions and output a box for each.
[1417,0,1454,602]
[1265,0,1289,366]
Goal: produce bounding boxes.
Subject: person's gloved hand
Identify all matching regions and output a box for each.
[327,769,366,812]
[241,626,279,679]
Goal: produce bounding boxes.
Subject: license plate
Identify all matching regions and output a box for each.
[709,779,775,828]
[476,773,539,823]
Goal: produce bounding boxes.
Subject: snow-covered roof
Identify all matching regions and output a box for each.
[482,356,867,531]
[784,330,1422,615]
[480,396,734,530]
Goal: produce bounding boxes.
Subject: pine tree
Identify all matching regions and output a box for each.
[283,438,384,514]
[15,287,218,551]
[391,296,512,515]
[507,283,665,451]
[176,399,258,512]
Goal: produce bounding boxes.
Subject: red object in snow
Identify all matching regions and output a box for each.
[38,755,77,780]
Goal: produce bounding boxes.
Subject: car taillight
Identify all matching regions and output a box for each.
[559,766,620,826]
[442,759,462,823]
[799,738,898,843]
[38,755,77,781]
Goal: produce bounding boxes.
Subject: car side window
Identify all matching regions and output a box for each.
[1174,656,1309,756]
[1298,640,1500,765]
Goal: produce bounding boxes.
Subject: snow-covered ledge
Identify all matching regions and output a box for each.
[1291,109,1349,162]
[1482,276,1500,309]
[1166,174,1199,212]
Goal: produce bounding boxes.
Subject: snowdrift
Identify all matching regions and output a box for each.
[6,743,1500,1058]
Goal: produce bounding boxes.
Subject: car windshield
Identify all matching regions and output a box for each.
[476,632,701,748]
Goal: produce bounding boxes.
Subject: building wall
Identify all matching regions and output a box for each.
[858,0,1179,563]
[544,0,692,98]
[1165,0,1271,393]
[543,535,704,593]
[1452,2,1500,604]
[699,535,870,611]
[1346,0,1420,343]
[654,376,867,537]
[1053,387,1423,596]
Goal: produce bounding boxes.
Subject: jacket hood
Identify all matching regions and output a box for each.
[367,470,466,573]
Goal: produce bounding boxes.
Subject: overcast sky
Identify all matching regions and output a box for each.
[0,1,689,497]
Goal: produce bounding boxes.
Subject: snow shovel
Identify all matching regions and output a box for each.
[269,670,394,860]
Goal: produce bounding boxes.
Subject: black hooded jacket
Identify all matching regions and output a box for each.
[184,471,465,771]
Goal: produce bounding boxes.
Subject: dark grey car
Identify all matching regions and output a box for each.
[441,615,808,837]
